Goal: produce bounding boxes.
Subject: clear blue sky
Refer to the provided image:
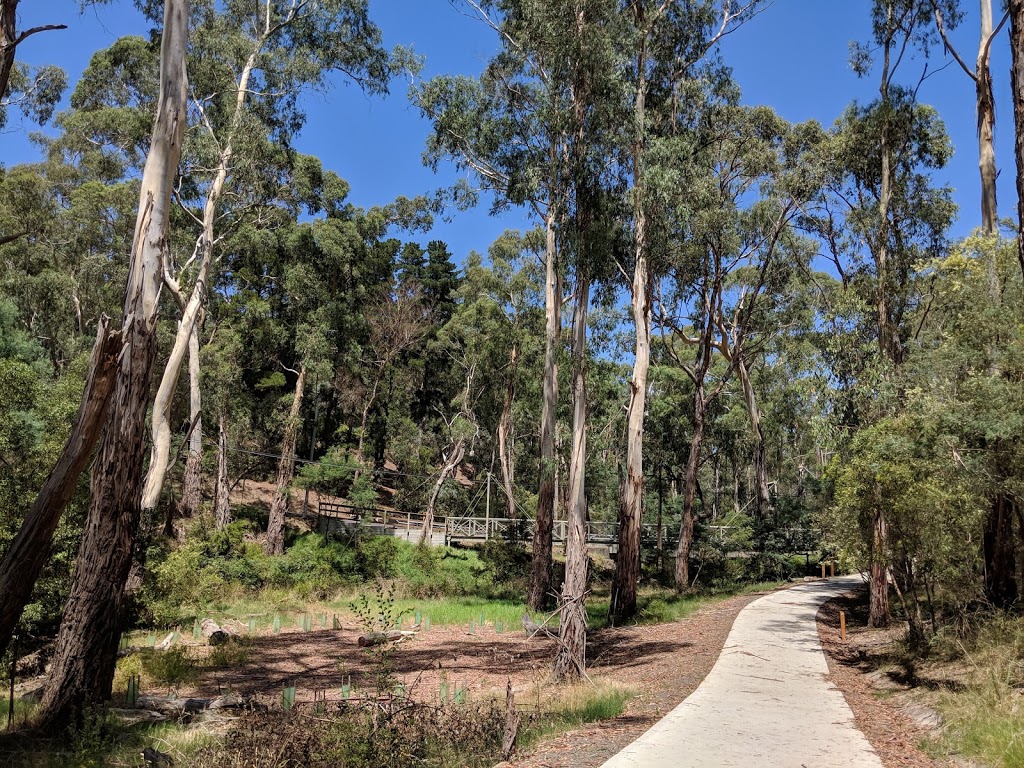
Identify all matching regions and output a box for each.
[3,0,1017,263]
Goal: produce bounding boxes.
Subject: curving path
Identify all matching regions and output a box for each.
[601,575,882,768]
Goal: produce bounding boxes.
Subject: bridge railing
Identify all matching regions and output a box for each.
[317,501,819,552]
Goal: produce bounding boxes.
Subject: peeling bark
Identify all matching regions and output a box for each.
[553,274,589,683]
[528,209,560,611]
[37,0,189,728]
[612,19,651,623]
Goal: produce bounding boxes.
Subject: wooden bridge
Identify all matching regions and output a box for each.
[314,501,818,553]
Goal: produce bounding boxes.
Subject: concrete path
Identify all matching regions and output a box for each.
[601,576,882,768]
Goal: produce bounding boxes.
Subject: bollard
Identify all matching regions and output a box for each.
[830,561,835,578]
[821,562,826,578]
[840,610,847,641]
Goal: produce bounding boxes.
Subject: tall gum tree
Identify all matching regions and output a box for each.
[413,1,573,611]
[35,0,189,728]
[611,0,766,622]
[141,0,397,515]
[552,0,621,682]
[930,1,1007,235]
[844,0,957,626]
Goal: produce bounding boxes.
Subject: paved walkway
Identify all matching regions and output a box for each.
[601,576,882,768]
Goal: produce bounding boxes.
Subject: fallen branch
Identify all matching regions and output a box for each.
[357,629,417,647]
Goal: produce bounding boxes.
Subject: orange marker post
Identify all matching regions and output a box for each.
[829,561,835,578]
[840,610,847,641]
[821,562,826,578]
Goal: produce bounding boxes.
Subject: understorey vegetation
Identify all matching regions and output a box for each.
[2,0,1024,765]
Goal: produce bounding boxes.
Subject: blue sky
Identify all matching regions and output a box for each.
[3,0,1017,263]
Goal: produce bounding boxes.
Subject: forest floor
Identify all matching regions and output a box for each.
[165,581,966,768]
[145,590,759,766]
[817,591,969,768]
[7,580,986,767]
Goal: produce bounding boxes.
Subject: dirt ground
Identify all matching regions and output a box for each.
[177,592,761,766]
[816,590,960,768]
[171,583,961,768]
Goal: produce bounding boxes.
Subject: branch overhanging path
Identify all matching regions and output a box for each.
[601,576,882,768]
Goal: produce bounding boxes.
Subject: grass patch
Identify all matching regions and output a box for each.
[0,716,219,767]
[516,678,633,748]
[931,613,1024,767]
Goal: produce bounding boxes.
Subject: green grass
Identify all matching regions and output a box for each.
[516,679,634,748]
[0,697,38,732]
[930,613,1024,767]
[588,580,785,629]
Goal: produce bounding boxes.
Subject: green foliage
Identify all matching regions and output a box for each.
[139,647,199,688]
[66,706,120,767]
[139,519,409,624]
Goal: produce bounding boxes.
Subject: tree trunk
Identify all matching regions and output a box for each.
[978,0,998,235]
[674,392,704,591]
[265,366,306,556]
[868,506,890,627]
[0,2,16,103]
[354,373,382,480]
[736,355,771,520]
[178,325,203,518]
[36,0,189,729]
[611,29,650,623]
[214,412,231,529]
[553,275,588,683]
[141,22,266,511]
[983,492,1019,608]
[0,317,121,658]
[528,209,560,611]
[497,343,518,520]
[1011,0,1024,279]
[421,439,465,543]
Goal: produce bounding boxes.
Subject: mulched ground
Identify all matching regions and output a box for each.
[816,590,958,768]
[179,592,761,767]
[172,584,961,768]
[508,592,762,768]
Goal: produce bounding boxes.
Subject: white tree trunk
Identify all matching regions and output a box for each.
[141,27,267,510]
[497,343,518,519]
[421,440,465,543]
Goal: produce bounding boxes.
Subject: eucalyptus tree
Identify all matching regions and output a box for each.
[1012,0,1024,277]
[141,0,399,516]
[824,0,956,625]
[611,0,766,622]
[930,0,1007,235]
[32,0,189,726]
[0,0,66,134]
[659,106,820,589]
[413,0,573,611]
[550,0,624,683]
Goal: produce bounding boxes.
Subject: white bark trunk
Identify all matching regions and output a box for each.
[141,22,269,510]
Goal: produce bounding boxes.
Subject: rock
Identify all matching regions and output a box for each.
[900,702,942,730]
[865,670,904,690]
